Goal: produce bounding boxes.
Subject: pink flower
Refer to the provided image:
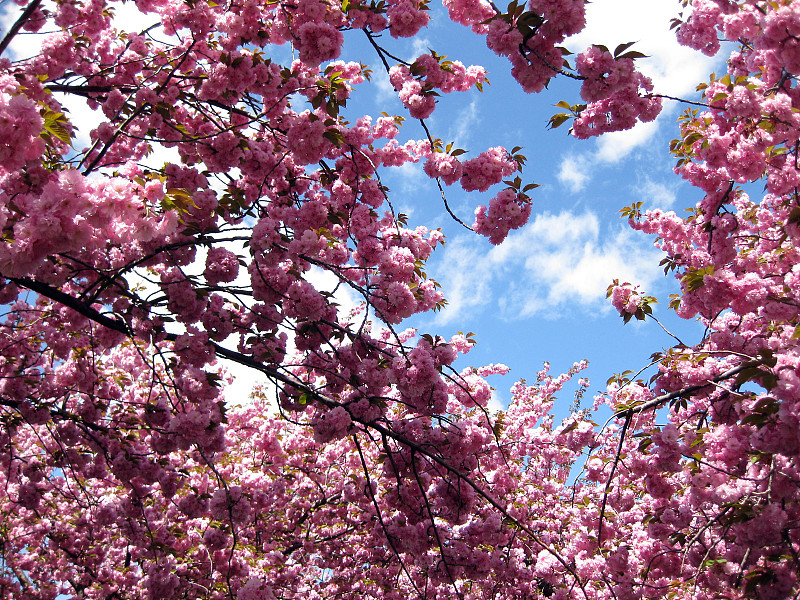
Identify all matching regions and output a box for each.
[460,147,517,192]
[423,153,463,185]
[297,22,343,67]
[205,247,240,285]
[473,189,531,245]
[387,0,430,38]
[312,406,353,443]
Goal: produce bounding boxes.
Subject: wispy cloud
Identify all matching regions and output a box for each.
[372,68,399,104]
[391,161,427,203]
[433,210,662,324]
[448,98,480,149]
[557,154,592,192]
[639,176,679,209]
[409,36,433,61]
[431,236,494,323]
[594,120,661,164]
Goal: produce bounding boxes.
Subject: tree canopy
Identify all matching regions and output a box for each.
[0,0,799,599]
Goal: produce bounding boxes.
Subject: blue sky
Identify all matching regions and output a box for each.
[334,0,725,414]
[0,0,725,416]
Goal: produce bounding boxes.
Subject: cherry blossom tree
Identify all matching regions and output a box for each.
[0,0,798,599]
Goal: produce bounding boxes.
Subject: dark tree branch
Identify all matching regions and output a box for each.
[597,412,631,548]
[0,0,43,58]
[9,272,590,598]
[612,360,760,420]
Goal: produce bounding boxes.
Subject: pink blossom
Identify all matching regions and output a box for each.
[297,22,343,66]
[387,0,430,38]
[205,247,240,285]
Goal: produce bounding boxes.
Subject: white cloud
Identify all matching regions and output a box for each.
[557,153,592,192]
[568,0,718,100]
[433,210,662,324]
[372,67,398,104]
[222,360,271,409]
[431,236,494,324]
[557,122,661,194]
[559,0,722,177]
[594,120,660,163]
[639,177,678,209]
[110,1,163,35]
[409,36,433,61]
[487,387,504,413]
[0,2,49,60]
[304,266,361,319]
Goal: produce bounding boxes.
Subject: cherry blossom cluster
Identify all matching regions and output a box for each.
[472,188,531,244]
[447,0,661,136]
[388,53,487,119]
[593,2,800,595]
[572,45,662,138]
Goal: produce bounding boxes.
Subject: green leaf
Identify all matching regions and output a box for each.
[548,113,570,129]
[681,265,714,292]
[322,128,344,146]
[41,108,73,145]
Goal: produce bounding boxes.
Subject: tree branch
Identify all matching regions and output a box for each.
[10,272,589,598]
[647,93,712,109]
[0,0,43,58]
[612,360,760,420]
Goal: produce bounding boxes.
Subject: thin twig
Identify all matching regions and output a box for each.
[417,120,472,231]
[647,93,712,109]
